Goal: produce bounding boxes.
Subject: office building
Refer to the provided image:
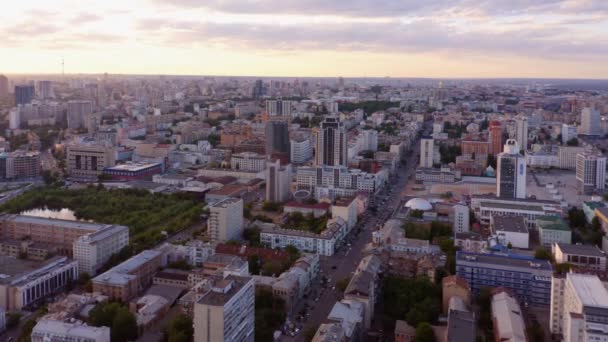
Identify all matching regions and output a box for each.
[230,152,267,172]
[15,84,35,105]
[471,195,562,229]
[209,198,244,243]
[193,275,255,342]
[0,74,8,98]
[37,80,53,99]
[315,117,347,167]
[420,136,434,168]
[296,165,385,200]
[32,319,110,342]
[0,256,79,310]
[580,107,601,136]
[552,243,606,271]
[497,139,526,199]
[92,250,163,301]
[252,79,264,99]
[488,121,503,156]
[290,135,312,164]
[576,148,606,194]
[102,162,162,181]
[536,216,571,247]
[0,151,41,180]
[73,224,130,276]
[67,100,93,130]
[515,116,528,151]
[265,119,290,157]
[492,290,527,342]
[492,216,529,249]
[452,204,470,234]
[550,273,608,341]
[266,160,291,203]
[266,100,292,117]
[66,144,116,180]
[456,251,553,306]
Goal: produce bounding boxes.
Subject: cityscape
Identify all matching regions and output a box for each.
[2,2,608,342]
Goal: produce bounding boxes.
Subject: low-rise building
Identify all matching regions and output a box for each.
[102,162,162,181]
[552,243,607,271]
[230,152,267,172]
[31,319,110,342]
[536,216,571,247]
[454,232,488,254]
[332,196,358,231]
[491,290,527,342]
[442,275,471,315]
[491,216,529,249]
[471,195,562,229]
[394,320,415,342]
[259,218,347,256]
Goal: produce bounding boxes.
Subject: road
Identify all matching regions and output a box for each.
[281,127,426,341]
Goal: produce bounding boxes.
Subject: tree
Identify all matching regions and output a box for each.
[336,277,351,292]
[592,216,602,232]
[486,154,497,169]
[18,318,37,342]
[410,209,424,219]
[7,312,22,329]
[165,314,193,342]
[285,244,301,263]
[568,207,587,228]
[249,255,261,275]
[566,137,579,146]
[415,322,435,342]
[534,247,552,260]
[111,308,138,342]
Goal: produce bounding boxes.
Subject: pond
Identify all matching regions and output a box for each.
[20,207,81,221]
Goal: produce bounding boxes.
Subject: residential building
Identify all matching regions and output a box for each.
[67,144,116,180]
[0,256,79,310]
[283,201,330,218]
[92,250,163,302]
[266,160,291,203]
[73,224,130,276]
[580,107,601,136]
[296,165,385,200]
[452,204,470,234]
[15,84,35,105]
[492,290,527,342]
[420,136,434,168]
[0,307,4,332]
[561,124,578,144]
[497,139,526,199]
[326,299,364,341]
[259,218,347,256]
[442,275,471,315]
[290,135,312,164]
[552,243,606,272]
[37,80,53,99]
[456,251,553,306]
[31,319,110,342]
[0,151,41,180]
[446,308,476,342]
[67,100,93,130]
[265,118,290,157]
[491,216,529,249]
[415,167,460,183]
[230,152,266,172]
[576,148,606,194]
[266,100,292,117]
[0,74,8,98]
[208,198,244,244]
[515,116,529,151]
[583,201,604,223]
[550,273,608,341]
[536,216,572,247]
[344,255,382,330]
[455,232,488,253]
[193,275,255,342]
[488,121,503,156]
[315,116,347,167]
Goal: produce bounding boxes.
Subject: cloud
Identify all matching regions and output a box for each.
[70,13,103,24]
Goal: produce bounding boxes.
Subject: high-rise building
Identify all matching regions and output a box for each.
[266,100,292,117]
[14,84,35,105]
[550,273,608,342]
[315,117,347,167]
[8,108,20,130]
[73,224,130,276]
[66,144,116,180]
[252,79,264,99]
[265,119,290,157]
[67,100,93,130]
[290,135,312,164]
[561,124,578,144]
[208,198,244,243]
[515,116,528,151]
[37,80,53,99]
[0,74,8,98]
[266,160,291,203]
[488,121,503,156]
[497,139,526,199]
[420,136,434,168]
[575,148,606,194]
[452,204,470,234]
[580,107,601,136]
[193,275,255,342]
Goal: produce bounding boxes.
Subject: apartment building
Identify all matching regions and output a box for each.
[92,250,163,302]
[193,275,255,342]
[230,152,267,172]
[208,198,244,244]
[0,151,41,180]
[73,224,130,276]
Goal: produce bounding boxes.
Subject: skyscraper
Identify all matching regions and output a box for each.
[497,139,526,199]
[14,84,35,105]
[0,74,8,98]
[515,116,528,151]
[579,107,601,136]
[266,160,291,203]
[315,116,347,167]
[67,100,93,130]
[252,79,264,99]
[488,121,503,156]
[37,80,53,99]
[265,118,290,157]
[420,136,434,168]
[576,148,606,194]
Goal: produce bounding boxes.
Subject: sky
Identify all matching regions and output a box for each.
[2,0,608,78]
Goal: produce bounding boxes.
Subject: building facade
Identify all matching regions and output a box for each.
[208,198,244,244]
[497,139,526,199]
[315,117,347,167]
[73,224,130,276]
[67,144,116,180]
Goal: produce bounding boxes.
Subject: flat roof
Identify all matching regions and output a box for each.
[197,275,252,306]
[536,216,570,232]
[93,250,161,286]
[211,197,242,208]
[480,201,544,212]
[568,273,608,308]
[4,214,111,232]
[105,162,161,172]
[493,216,528,234]
[456,251,553,271]
[556,243,605,258]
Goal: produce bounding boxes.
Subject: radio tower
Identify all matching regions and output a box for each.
[61,58,65,77]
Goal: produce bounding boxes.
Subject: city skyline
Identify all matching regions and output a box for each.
[2,0,608,78]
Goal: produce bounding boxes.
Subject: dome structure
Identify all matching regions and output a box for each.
[404,198,433,211]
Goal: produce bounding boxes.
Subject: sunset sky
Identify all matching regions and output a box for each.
[2,0,608,78]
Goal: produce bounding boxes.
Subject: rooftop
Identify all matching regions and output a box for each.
[33,319,110,340]
[480,201,544,212]
[3,214,111,232]
[211,197,242,208]
[197,275,253,306]
[568,273,608,308]
[105,162,161,172]
[447,309,476,342]
[555,243,605,257]
[492,216,528,234]
[536,215,570,232]
[0,255,75,285]
[456,251,553,271]
[93,250,162,286]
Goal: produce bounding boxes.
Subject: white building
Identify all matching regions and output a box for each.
[296,165,384,200]
[492,291,527,342]
[536,216,571,247]
[73,224,130,276]
[470,195,562,229]
[559,146,586,170]
[332,197,358,231]
[452,204,470,234]
[230,152,267,172]
[550,273,608,342]
[259,218,347,256]
[497,139,526,199]
[561,124,578,144]
[290,136,313,164]
[193,276,255,342]
[492,216,529,249]
[576,149,606,194]
[208,198,244,244]
[31,319,110,342]
[347,130,378,161]
[266,100,293,117]
[515,116,528,151]
[580,107,601,136]
[420,137,434,168]
[9,108,20,129]
[266,160,291,203]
